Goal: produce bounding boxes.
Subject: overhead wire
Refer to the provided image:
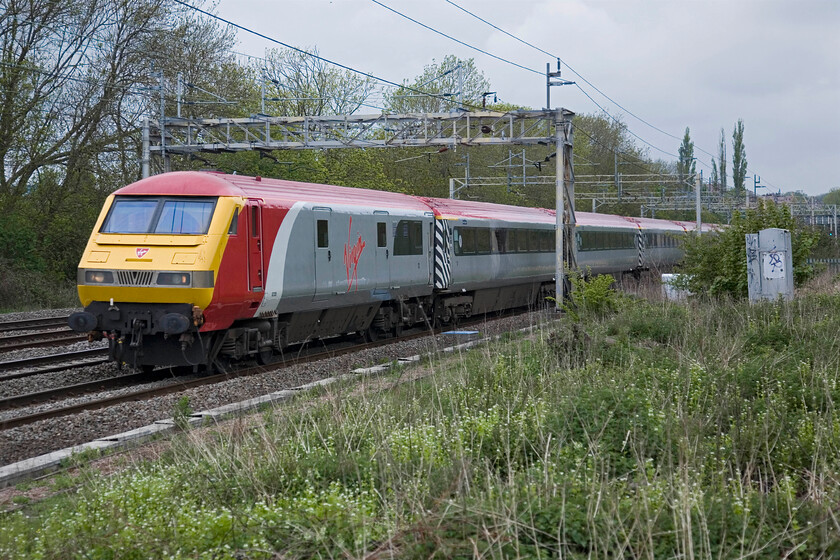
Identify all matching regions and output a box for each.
[369,0,694,167]
[444,0,687,145]
[170,0,489,112]
[443,0,779,189]
[370,0,542,77]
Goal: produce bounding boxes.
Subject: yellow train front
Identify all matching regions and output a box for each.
[68,172,251,371]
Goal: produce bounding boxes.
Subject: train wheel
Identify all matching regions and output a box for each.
[364,325,379,342]
[256,346,274,365]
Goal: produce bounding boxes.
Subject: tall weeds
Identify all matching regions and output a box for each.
[2,295,839,558]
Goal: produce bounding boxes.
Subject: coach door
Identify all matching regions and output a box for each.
[313,208,333,300]
[246,200,264,292]
[374,215,390,289]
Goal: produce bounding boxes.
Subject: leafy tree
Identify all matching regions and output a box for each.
[678,199,818,298]
[711,159,719,191]
[385,55,490,113]
[732,119,747,194]
[573,112,647,179]
[820,187,840,206]
[718,128,727,191]
[676,127,695,188]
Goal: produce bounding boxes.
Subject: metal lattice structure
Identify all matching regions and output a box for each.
[143,110,562,164]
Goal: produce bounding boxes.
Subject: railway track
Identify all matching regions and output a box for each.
[0,348,109,381]
[0,330,87,352]
[0,316,71,333]
[0,325,445,431]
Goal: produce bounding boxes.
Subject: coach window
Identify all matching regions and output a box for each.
[317,220,329,248]
[540,230,554,252]
[377,222,387,247]
[507,230,518,252]
[518,229,529,252]
[475,228,491,254]
[507,230,516,252]
[457,228,476,255]
[394,220,423,255]
[493,229,507,253]
[526,230,539,252]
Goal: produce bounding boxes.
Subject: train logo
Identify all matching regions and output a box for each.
[343,217,366,292]
[135,247,149,258]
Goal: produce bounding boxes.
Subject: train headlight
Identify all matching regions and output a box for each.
[85,270,114,284]
[157,272,191,286]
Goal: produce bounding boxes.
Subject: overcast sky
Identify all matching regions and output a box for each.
[215,0,839,196]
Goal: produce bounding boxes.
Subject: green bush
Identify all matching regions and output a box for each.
[563,272,622,320]
[678,200,818,297]
[0,258,78,311]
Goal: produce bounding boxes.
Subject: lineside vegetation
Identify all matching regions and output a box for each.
[678,199,820,298]
[3,284,839,558]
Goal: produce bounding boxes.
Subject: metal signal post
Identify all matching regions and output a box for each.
[555,108,576,308]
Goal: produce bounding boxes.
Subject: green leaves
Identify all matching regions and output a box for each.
[677,126,695,186]
[732,118,748,193]
[679,200,819,297]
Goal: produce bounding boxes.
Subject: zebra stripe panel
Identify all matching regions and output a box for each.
[636,228,645,269]
[434,219,452,289]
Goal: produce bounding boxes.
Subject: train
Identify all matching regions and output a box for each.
[68,171,711,371]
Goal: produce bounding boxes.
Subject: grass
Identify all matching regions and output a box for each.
[2,291,840,558]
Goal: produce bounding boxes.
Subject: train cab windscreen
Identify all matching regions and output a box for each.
[101,196,217,234]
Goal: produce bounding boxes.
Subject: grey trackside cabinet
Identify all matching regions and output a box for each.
[746,228,794,303]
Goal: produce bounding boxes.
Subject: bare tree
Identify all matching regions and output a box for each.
[385,55,490,113]
[261,47,376,116]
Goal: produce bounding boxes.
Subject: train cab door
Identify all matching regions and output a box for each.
[374,216,390,290]
[313,207,333,300]
[246,199,264,293]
